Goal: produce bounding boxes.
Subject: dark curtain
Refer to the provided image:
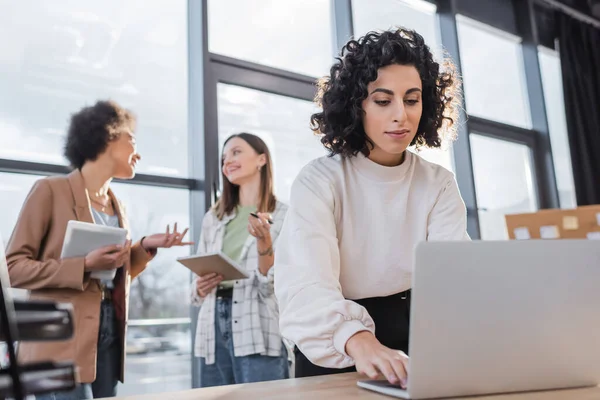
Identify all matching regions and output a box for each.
[557,12,600,205]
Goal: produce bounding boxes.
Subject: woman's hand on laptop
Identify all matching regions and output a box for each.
[346,331,409,388]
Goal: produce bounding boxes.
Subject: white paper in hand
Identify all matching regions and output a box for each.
[61,221,128,280]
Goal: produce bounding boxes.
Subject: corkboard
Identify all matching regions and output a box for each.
[505,205,600,240]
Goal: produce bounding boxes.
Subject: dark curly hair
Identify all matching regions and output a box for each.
[64,100,136,169]
[310,28,460,158]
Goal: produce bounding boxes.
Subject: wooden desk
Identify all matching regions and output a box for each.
[108,373,600,400]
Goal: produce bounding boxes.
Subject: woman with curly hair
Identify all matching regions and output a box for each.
[274,28,469,386]
[6,100,192,399]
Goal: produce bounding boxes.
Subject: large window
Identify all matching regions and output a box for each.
[470,134,538,240]
[111,184,191,321]
[0,173,42,241]
[0,2,192,393]
[0,173,43,301]
[538,48,577,209]
[352,0,441,56]
[110,183,192,396]
[208,0,333,77]
[456,16,532,129]
[0,0,189,177]
[216,83,326,203]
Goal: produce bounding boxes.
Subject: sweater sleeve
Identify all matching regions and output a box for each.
[427,174,471,241]
[274,163,375,369]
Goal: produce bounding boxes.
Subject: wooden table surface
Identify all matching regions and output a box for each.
[106,373,600,400]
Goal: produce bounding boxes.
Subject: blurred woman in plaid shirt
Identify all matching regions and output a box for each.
[191,133,289,387]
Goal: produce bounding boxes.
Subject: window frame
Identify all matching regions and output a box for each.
[435,0,559,239]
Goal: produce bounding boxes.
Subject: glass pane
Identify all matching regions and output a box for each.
[457,16,531,128]
[0,0,189,177]
[352,0,443,58]
[217,83,326,203]
[470,134,538,240]
[208,0,333,77]
[0,173,43,241]
[0,173,45,301]
[109,183,192,395]
[538,48,577,209]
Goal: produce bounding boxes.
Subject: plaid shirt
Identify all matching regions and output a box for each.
[191,201,288,365]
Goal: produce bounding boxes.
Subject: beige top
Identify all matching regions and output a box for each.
[275,151,470,369]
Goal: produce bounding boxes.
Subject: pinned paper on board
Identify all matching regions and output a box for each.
[562,216,579,230]
[587,232,600,240]
[513,227,531,240]
[505,205,600,240]
[540,225,560,239]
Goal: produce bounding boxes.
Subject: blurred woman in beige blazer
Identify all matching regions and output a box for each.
[6,100,192,399]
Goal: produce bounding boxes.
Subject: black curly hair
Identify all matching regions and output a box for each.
[310,28,460,158]
[64,100,136,169]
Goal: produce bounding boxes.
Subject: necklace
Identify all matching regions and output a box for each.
[89,197,112,213]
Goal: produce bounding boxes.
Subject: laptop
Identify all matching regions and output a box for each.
[358,240,600,399]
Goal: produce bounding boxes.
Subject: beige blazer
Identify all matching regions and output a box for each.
[5,169,153,383]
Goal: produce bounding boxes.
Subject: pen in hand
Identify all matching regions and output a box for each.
[250,212,273,225]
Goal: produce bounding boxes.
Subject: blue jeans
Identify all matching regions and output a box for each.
[36,300,121,400]
[198,298,289,388]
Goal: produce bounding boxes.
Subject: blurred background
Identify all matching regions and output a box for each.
[0,0,598,396]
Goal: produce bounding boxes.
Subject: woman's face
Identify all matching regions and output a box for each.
[106,131,141,179]
[221,137,266,186]
[361,64,423,166]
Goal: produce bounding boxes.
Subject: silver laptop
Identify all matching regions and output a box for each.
[358,240,600,399]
